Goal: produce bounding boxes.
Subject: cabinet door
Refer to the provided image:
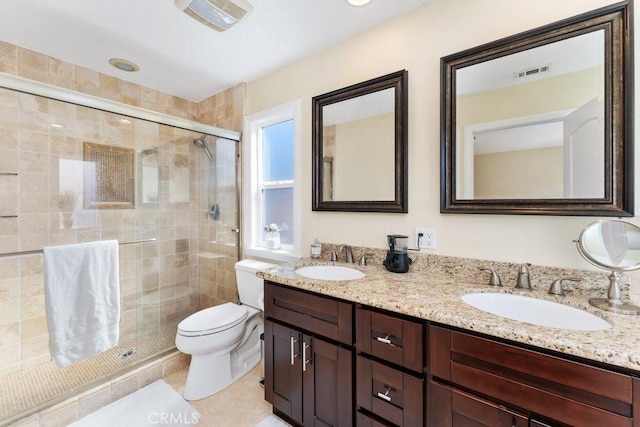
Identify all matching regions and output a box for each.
[264,320,303,424]
[430,381,527,427]
[303,335,353,426]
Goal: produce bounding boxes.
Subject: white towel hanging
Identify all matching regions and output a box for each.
[43,240,120,368]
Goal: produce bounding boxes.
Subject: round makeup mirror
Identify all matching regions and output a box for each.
[576,220,640,315]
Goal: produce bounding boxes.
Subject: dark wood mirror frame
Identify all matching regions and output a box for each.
[312,70,408,213]
[441,1,633,216]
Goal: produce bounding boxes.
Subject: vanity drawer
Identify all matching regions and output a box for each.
[264,281,353,345]
[430,381,528,427]
[356,355,423,427]
[356,411,391,427]
[430,325,633,427]
[356,306,424,372]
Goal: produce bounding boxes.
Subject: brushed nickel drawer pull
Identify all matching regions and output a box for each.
[290,336,299,365]
[377,387,392,402]
[376,334,393,345]
[302,342,311,372]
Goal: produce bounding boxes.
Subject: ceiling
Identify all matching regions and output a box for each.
[0,0,427,102]
[457,29,604,96]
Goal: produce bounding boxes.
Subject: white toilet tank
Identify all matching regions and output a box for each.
[235,259,277,309]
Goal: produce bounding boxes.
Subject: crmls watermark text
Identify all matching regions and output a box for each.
[148,411,200,424]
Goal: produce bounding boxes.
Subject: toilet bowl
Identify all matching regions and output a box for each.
[175,259,276,401]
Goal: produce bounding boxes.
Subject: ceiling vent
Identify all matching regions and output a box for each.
[175,0,253,32]
[514,64,551,79]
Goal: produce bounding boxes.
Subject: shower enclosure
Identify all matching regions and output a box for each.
[0,74,241,423]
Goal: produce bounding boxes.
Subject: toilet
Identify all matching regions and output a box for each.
[175,259,276,401]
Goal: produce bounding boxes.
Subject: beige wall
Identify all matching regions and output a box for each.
[457,66,604,130]
[334,113,394,201]
[475,147,563,199]
[246,0,635,269]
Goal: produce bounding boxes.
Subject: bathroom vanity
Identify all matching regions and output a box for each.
[261,259,640,427]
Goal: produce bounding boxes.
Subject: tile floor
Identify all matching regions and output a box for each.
[164,365,289,427]
[1,324,179,423]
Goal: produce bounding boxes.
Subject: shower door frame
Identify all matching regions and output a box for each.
[0,72,240,141]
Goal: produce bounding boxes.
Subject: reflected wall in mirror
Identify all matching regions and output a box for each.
[441,1,633,216]
[312,70,408,212]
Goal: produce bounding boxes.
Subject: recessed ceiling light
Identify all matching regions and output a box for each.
[346,0,372,6]
[109,58,139,72]
[50,123,64,128]
[118,118,132,124]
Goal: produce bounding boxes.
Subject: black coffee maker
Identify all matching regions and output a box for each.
[383,234,410,273]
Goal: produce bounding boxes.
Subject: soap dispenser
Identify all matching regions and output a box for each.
[310,236,322,259]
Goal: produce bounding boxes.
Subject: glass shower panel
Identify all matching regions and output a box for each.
[197,137,240,308]
[0,88,232,422]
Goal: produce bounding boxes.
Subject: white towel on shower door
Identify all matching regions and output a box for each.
[43,240,120,368]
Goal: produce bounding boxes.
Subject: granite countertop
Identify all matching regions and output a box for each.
[259,259,640,373]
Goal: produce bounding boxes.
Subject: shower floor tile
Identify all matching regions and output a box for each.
[0,323,178,424]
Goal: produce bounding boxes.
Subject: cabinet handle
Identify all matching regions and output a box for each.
[302,342,311,372]
[290,336,299,365]
[376,387,392,402]
[376,334,393,345]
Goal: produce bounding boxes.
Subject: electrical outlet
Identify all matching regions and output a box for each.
[415,228,437,250]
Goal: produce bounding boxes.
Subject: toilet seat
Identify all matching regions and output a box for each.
[178,303,248,337]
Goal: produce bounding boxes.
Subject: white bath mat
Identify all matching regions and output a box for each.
[256,414,291,427]
[71,379,201,427]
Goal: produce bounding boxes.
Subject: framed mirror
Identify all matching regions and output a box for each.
[312,70,408,212]
[441,1,633,216]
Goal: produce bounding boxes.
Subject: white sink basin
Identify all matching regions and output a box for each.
[461,293,611,331]
[295,265,365,281]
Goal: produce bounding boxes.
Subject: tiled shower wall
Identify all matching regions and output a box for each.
[0,41,245,377]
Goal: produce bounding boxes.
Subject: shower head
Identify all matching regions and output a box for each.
[193,135,214,162]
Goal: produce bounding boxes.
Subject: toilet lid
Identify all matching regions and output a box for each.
[178,303,248,335]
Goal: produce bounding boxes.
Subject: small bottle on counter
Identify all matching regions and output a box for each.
[310,236,322,258]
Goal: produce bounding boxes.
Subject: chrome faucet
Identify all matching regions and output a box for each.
[515,263,532,290]
[338,245,354,263]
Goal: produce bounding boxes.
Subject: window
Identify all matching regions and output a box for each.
[245,101,301,262]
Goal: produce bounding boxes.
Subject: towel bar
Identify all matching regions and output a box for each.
[0,237,157,258]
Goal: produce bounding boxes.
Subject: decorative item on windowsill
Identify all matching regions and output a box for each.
[264,223,287,250]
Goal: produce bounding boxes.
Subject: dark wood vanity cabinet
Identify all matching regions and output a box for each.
[263,280,640,426]
[429,324,637,427]
[263,281,354,426]
[356,306,425,426]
